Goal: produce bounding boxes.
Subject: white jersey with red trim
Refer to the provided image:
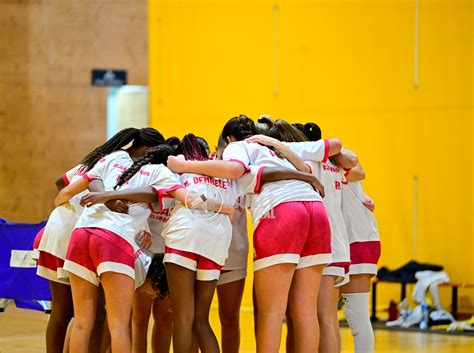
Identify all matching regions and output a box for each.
[139,197,176,256]
[306,159,350,263]
[222,192,249,271]
[75,150,182,248]
[341,180,380,243]
[38,165,87,262]
[284,140,330,163]
[162,168,259,266]
[223,141,325,228]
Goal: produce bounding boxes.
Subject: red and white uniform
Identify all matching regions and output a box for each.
[223,140,332,271]
[341,180,381,275]
[218,193,249,285]
[303,157,350,286]
[64,150,182,286]
[134,247,152,289]
[142,197,176,256]
[36,165,86,284]
[162,169,258,281]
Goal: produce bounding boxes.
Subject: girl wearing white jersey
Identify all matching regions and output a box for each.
[37,127,166,353]
[339,164,381,353]
[131,197,175,353]
[76,138,241,353]
[212,135,251,353]
[210,134,325,353]
[160,134,243,353]
[55,145,184,353]
[247,120,357,353]
[166,115,342,353]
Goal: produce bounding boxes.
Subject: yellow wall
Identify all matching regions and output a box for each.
[149,0,473,312]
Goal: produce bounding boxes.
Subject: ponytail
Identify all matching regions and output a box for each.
[255,115,275,135]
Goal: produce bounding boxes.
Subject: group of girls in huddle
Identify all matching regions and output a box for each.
[34,114,381,353]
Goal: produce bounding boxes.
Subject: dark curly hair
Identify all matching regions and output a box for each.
[147,253,169,298]
[80,127,165,172]
[114,144,177,189]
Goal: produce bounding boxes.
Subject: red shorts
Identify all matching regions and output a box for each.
[253,201,332,271]
[163,247,222,281]
[64,228,135,286]
[349,241,381,275]
[324,261,350,287]
[34,227,68,284]
[33,227,44,252]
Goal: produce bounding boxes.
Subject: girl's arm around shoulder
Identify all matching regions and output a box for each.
[345,163,365,182]
[332,148,358,170]
[167,155,246,179]
[80,187,158,207]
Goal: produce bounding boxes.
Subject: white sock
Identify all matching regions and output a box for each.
[343,292,374,353]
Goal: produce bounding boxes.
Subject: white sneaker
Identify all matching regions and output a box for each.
[402,305,423,328]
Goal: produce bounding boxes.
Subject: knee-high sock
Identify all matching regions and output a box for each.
[343,292,374,353]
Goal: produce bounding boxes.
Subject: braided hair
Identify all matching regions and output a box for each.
[221,114,257,142]
[176,134,208,161]
[80,127,165,172]
[114,144,176,190]
[147,254,169,298]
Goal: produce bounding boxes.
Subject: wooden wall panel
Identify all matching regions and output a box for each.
[0,0,147,222]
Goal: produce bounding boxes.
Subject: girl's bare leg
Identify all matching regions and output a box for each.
[254,264,295,353]
[216,278,245,353]
[101,272,135,353]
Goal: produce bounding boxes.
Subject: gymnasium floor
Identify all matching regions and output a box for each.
[1,305,473,353]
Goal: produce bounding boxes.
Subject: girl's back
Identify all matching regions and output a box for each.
[76,150,180,247]
[162,172,234,266]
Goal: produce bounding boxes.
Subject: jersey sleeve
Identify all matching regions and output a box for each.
[222,142,251,172]
[149,166,183,208]
[84,156,109,182]
[285,140,329,163]
[233,165,265,196]
[63,165,83,185]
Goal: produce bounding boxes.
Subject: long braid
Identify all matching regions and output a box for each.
[147,253,169,298]
[114,144,176,189]
[114,154,153,190]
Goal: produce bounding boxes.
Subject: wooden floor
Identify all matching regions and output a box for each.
[1,305,473,353]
